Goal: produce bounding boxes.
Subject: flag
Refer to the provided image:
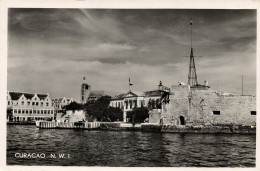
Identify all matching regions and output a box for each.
[129,78,133,86]
[190,18,193,25]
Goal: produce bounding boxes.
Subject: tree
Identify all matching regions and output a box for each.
[84,95,114,121]
[127,107,149,123]
[63,102,84,111]
[104,106,123,122]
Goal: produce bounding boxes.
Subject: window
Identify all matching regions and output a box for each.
[26,110,28,114]
[130,100,132,109]
[32,102,35,106]
[21,101,24,105]
[33,110,36,114]
[18,110,21,114]
[44,110,46,114]
[251,111,256,115]
[8,101,10,105]
[46,103,49,106]
[213,111,220,115]
[37,110,40,114]
[36,102,38,106]
[14,109,17,113]
[125,101,128,109]
[41,102,43,106]
[35,98,37,100]
[29,110,32,114]
[22,110,24,114]
[27,102,30,106]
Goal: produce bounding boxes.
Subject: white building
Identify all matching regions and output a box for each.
[7,91,55,121]
[110,90,162,122]
[52,97,74,114]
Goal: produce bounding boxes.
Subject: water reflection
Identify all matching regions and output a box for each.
[7,125,255,167]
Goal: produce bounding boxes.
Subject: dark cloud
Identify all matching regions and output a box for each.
[8,9,256,101]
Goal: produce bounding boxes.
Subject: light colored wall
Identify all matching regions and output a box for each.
[162,85,256,126]
[149,109,161,124]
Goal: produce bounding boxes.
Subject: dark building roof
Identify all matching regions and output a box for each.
[23,93,34,100]
[9,92,23,100]
[144,90,161,97]
[36,94,48,100]
[9,92,48,100]
[111,91,140,100]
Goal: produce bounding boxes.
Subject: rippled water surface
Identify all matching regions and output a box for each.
[7,125,255,167]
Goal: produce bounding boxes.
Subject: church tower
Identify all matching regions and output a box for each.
[80,77,91,104]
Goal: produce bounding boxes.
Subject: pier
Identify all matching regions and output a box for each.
[36,121,102,129]
[35,121,158,131]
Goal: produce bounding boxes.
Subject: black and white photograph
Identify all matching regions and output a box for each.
[2,0,258,169]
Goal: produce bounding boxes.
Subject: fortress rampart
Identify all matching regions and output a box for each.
[162,85,256,127]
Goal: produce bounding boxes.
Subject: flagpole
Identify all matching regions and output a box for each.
[129,78,130,92]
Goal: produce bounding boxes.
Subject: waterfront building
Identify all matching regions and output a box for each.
[110,89,162,122]
[7,91,55,121]
[161,84,256,127]
[143,90,161,109]
[52,97,74,114]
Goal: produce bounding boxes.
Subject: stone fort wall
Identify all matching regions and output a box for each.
[162,85,256,126]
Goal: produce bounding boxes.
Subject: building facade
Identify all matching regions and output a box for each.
[7,91,55,121]
[110,90,162,122]
[161,85,256,126]
[52,97,74,114]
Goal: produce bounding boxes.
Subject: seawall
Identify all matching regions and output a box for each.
[32,121,256,134]
[161,124,256,134]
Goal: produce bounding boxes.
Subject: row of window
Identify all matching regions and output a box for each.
[13,109,54,114]
[112,100,146,109]
[19,101,52,107]
[213,111,256,115]
[54,104,65,108]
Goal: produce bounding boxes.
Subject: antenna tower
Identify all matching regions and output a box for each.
[188,18,198,86]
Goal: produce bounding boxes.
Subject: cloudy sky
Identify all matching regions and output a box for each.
[8,9,256,101]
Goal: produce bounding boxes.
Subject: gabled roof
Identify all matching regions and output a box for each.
[9,91,48,100]
[52,97,66,103]
[144,90,161,97]
[37,94,48,100]
[23,93,34,100]
[124,91,138,97]
[9,92,23,100]
[66,98,73,102]
[112,93,126,100]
